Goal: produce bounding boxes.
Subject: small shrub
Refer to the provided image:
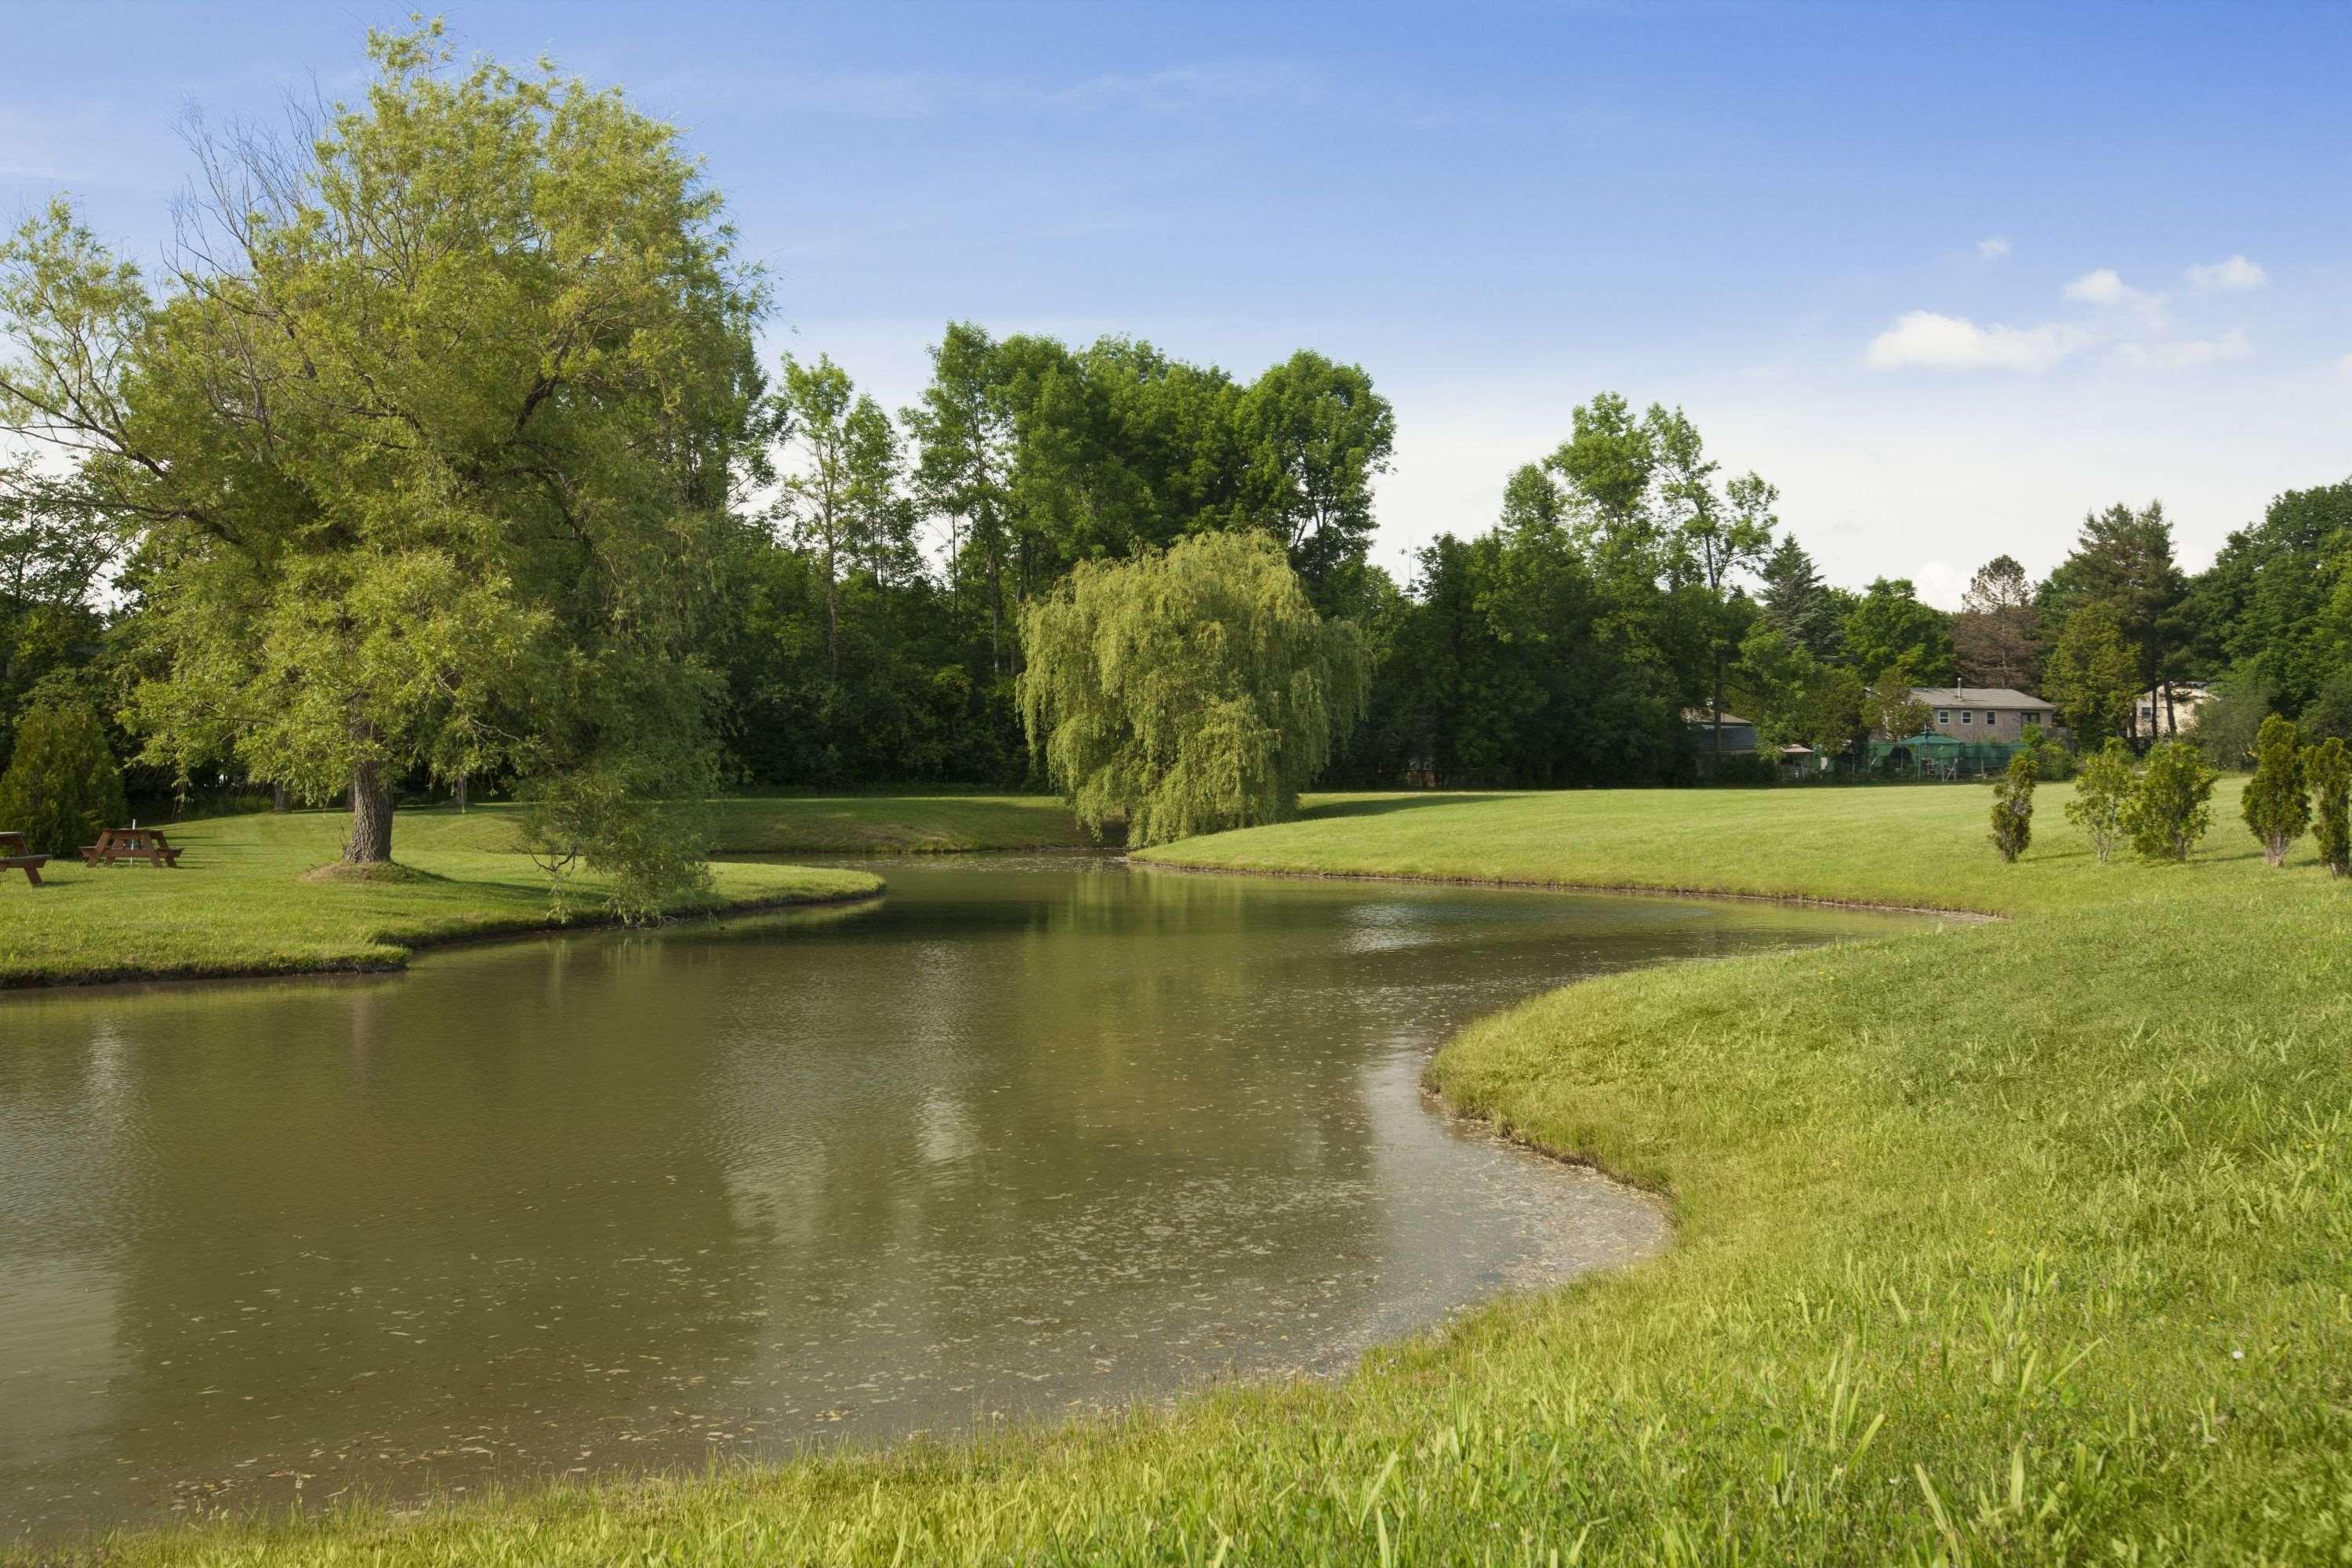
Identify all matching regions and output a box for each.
[2123,739,2216,863]
[0,701,129,857]
[1988,752,2037,862]
[2019,724,2076,781]
[2240,713,2310,867]
[2305,736,2351,877]
[2065,737,2136,863]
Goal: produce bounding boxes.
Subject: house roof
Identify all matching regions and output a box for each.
[1682,708,1754,726]
[1908,687,2053,709]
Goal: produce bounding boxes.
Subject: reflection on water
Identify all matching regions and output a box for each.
[0,856,1915,1539]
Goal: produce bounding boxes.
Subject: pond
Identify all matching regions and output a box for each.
[0,855,1917,1540]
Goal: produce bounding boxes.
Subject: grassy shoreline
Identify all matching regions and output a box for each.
[18,782,2352,1563]
[0,808,883,989]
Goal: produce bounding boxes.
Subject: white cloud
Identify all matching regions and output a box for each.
[2186,255,2267,291]
[1976,237,2011,259]
[2062,267,2151,307]
[1914,560,1969,611]
[2117,329,2252,368]
[1864,310,2088,372]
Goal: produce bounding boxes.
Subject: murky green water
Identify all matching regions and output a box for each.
[0,855,1912,1540]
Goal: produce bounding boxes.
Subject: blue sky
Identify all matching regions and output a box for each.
[8,1,2350,601]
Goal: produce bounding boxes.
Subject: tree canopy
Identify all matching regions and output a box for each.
[1018,531,1366,846]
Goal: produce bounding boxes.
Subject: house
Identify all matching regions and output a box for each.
[1910,687,2059,742]
[2135,681,2211,737]
[1683,708,1759,753]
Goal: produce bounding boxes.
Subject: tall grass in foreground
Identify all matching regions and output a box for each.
[24,782,2352,1563]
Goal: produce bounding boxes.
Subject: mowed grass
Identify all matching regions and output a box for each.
[0,807,880,987]
[23,782,2352,1563]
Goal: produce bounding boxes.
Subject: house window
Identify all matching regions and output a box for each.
[1960,711,1973,725]
[1936,710,1950,724]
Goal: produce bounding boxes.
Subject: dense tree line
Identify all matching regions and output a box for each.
[5,27,2350,869]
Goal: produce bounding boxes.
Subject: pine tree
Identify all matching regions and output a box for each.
[0,701,126,855]
[2064,738,2136,862]
[2303,736,2350,877]
[2241,713,2310,867]
[1757,535,1842,659]
[1989,751,2037,862]
[2122,739,2216,863]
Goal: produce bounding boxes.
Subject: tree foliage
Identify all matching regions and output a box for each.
[0,24,760,900]
[2044,604,2137,745]
[2304,736,2351,878]
[0,699,125,855]
[2240,713,2309,867]
[1019,532,1366,846]
[1842,579,1953,684]
[1954,554,2041,689]
[1988,751,2036,862]
[2122,739,2216,863]
[2064,739,2135,863]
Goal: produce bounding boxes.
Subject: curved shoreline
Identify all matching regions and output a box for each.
[0,880,885,996]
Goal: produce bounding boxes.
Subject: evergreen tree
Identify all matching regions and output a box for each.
[0,700,125,855]
[2240,714,2310,866]
[2064,739,2135,863]
[2045,604,2138,745]
[1953,554,2042,689]
[2122,739,2216,862]
[1757,535,1842,659]
[2304,736,2351,877]
[1988,751,2037,862]
[2055,501,2190,737]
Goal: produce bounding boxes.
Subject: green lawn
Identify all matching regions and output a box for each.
[0,808,880,988]
[22,782,2352,1563]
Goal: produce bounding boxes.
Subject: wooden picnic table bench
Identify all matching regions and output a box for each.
[0,829,52,886]
[80,826,184,869]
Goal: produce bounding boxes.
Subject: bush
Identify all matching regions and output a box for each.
[2018,724,2076,781]
[0,701,129,856]
[1987,752,2036,862]
[2064,737,2135,863]
[2240,713,2310,867]
[2122,739,2216,863]
[2306,736,2351,878]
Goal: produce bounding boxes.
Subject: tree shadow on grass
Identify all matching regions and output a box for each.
[1301,793,1512,822]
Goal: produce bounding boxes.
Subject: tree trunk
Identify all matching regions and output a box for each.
[345,760,394,864]
[271,782,288,814]
[453,774,469,813]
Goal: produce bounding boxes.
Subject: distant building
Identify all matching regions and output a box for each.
[2136,681,2211,738]
[1910,687,2060,742]
[1683,708,1759,753]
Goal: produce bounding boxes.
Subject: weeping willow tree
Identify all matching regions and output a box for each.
[1020,531,1367,847]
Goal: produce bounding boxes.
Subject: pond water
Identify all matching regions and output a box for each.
[0,854,1915,1541]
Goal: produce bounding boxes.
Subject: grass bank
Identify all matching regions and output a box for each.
[26,782,2352,1563]
[0,808,880,988]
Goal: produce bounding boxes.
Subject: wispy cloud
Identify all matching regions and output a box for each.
[2117,329,2252,368]
[2063,267,2152,307]
[2185,254,2267,291]
[1864,310,2088,372]
[1975,237,2011,259]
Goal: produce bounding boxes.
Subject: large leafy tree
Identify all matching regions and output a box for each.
[1018,531,1365,846]
[2044,604,2138,746]
[1953,554,2042,690]
[770,354,915,677]
[2191,479,2352,716]
[0,27,763,894]
[0,699,125,855]
[1842,579,1954,684]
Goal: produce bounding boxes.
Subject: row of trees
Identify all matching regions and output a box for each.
[5,24,2351,892]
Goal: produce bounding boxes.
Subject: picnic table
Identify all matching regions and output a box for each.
[82,827,184,869]
[0,830,52,886]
